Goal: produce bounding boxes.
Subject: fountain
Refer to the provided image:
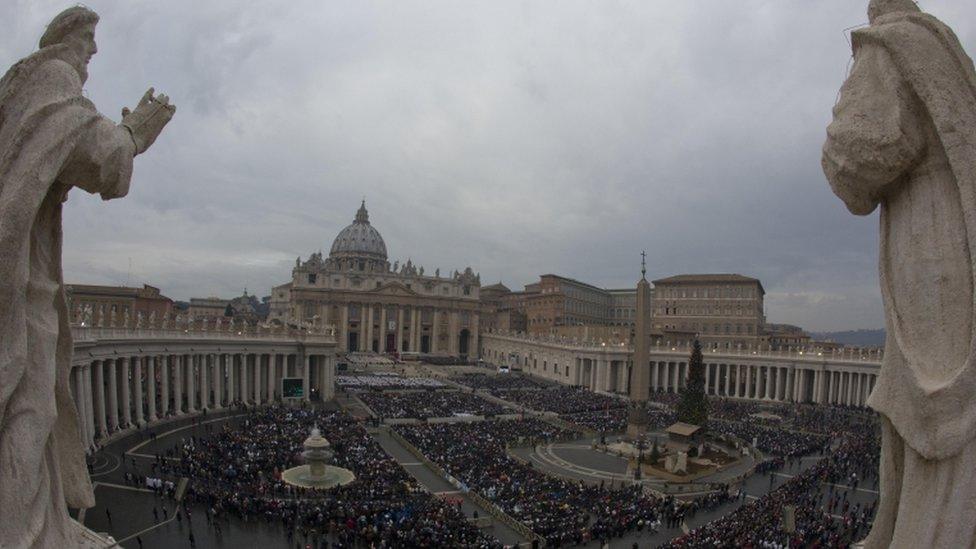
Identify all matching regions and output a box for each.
[281,427,356,489]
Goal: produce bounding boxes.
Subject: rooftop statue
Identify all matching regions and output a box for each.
[823,0,976,546]
[0,7,174,547]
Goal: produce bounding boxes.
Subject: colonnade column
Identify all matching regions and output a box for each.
[134,356,145,425]
[94,360,107,438]
[267,353,276,403]
[173,355,183,414]
[121,358,131,427]
[186,355,197,413]
[74,367,89,448]
[160,356,170,417]
[240,353,248,404]
[147,356,158,421]
[228,354,237,405]
[107,359,118,432]
[212,354,222,408]
[705,364,712,395]
[253,354,262,404]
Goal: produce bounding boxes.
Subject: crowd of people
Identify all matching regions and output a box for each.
[396,419,687,546]
[357,390,510,419]
[337,373,445,389]
[158,406,498,547]
[494,386,628,414]
[663,432,879,548]
[452,373,550,391]
[709,418,829,458]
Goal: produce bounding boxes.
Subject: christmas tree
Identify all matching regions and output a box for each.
[676,339,709,428]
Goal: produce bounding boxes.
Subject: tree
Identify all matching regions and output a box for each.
[676,340,709,428]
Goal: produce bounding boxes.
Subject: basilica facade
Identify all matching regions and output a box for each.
[269,202,482,358]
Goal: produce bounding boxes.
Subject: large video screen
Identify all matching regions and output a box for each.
[282,377,304,398]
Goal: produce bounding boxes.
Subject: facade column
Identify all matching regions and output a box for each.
[94,360,107,438]
[413,308,421,352]
[340,304,349,352]
[704,363,712,395]
[186,355,197,413]
[364,305,373,352]
[396,308,405,353]
[379,306,388,353]
[431,309,441,354]
[449,311,460,355]
[303,355,311,402]
[107,358,118,431]
[147,356,157,421]
[160,355,170,417]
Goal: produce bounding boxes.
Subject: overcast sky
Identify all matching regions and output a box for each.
[4,1,973,331]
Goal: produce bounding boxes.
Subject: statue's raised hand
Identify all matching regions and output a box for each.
[121,87,176,155]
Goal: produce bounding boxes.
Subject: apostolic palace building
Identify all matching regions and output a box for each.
[269,201,482,358]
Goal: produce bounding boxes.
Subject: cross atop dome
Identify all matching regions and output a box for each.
[355,199,370,224]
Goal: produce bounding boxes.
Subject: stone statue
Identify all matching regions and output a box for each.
[0,7,174,548]
[822,1,976,546]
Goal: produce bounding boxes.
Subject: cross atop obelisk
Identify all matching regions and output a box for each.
[640,250,646,278]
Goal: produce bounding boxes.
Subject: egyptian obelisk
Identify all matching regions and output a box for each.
[627,252,653,436]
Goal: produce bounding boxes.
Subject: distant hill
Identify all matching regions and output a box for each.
[810,329,885,348]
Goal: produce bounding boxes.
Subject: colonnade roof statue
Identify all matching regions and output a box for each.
[822,0,976,546]
[0,7,174,547]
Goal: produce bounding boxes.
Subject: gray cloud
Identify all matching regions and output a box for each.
[4,1,972,331]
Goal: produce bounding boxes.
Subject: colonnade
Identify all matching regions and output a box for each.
[481,333,882,409]
[70,345,336,453]
[648,361,877,406]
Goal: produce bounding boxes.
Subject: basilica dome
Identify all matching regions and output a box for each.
[329,201,388,261]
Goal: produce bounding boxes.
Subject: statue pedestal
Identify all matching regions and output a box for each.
[626,406,648,438]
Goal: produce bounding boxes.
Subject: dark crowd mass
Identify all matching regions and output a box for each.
[156,406,499,548]
[356,390,510,419]
[396,419,692,547]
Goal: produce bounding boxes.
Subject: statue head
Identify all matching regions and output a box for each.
[40,7,99,84]
[868,0,920,24]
